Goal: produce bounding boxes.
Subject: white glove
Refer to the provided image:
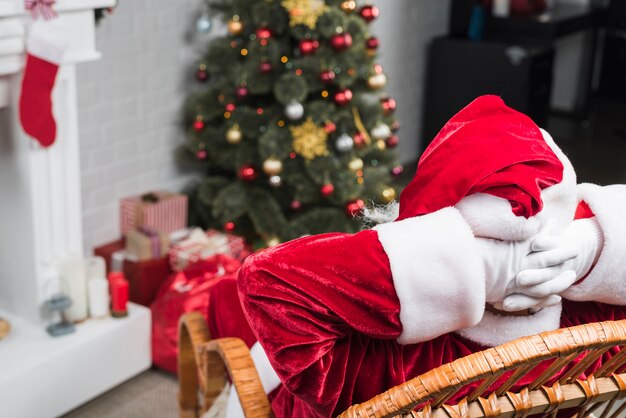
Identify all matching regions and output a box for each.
[502,218,604,310]
[477,237,532,303]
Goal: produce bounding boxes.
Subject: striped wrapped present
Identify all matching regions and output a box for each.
[120,191,187,235]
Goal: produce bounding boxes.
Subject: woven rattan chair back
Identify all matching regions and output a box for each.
[178,314,626,418]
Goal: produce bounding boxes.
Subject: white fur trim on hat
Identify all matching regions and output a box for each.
[374,207,486,345]
[455,129,577,240]
[561,183,626,304]
[456,303,562,347]
[225,342,280,418]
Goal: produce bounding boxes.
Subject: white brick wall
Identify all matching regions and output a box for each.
[77,0,205,253]
[76,0,449,253]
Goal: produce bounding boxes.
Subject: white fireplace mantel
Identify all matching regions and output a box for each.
[0,2,152,417]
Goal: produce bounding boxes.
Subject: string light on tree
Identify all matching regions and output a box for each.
[224,221,236,232]
[260,61,272,73]
[235,85,248,101]
[391,165,404,177]
[193,117,205,132]
[290,200,302,210]
[285,100,304,120]
[196,150,207,160]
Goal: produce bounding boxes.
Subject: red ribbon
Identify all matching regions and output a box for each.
[25,0,57,20]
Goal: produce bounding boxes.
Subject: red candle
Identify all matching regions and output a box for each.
[110,276,129,318]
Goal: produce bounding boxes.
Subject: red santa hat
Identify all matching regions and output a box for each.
[397,95,578,240]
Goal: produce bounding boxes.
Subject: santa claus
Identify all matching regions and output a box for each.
[211,95,626,417]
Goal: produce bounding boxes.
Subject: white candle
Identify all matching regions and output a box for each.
[88,277,109,319]
[59,254,88,322]
[85,256,106,281]
[493,0,511,17]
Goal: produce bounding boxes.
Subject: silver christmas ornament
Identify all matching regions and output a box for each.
[269,175,282,187]
[285,100,304,120]
[196,12,212,33]
[335,133,354,152]
[371,123,391,140]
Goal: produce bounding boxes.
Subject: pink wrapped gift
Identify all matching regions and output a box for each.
[168,228,251,272]
[120,191,187,235]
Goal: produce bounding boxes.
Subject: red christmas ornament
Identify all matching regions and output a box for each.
[330,33,353,51]
[255,27,272,39]
[334,89,353,106]
[324,121,337,134]
[224,221,236,232]
[225,103,237,112]
[321,183,335,197]
[381,97,397,114]
[238,164,258,181]
[299,39,319,55]
[193,120,205,131]
[196,150,207,160]
[386,135,399,148]
[260,62,272,73]
[236,86,248,100]
[366,37,379,50]
[391,165,404,177]
[345,199,365,217]
[320,69,336,84]
[353,132,367,148]
[290,200,302,211]
[359,5,379,22]
[196,68,208,81]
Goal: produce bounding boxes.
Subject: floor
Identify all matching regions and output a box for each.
[60,97,626,418]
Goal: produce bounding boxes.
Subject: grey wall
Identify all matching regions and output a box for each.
[77,0,204,253]
[373,0,451,163]
[76,1,451,252]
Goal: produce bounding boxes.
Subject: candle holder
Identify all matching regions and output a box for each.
[42,279,76,337]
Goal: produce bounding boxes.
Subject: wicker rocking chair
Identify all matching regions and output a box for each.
[178,312,626,418]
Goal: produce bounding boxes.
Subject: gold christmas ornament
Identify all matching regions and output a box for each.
[376,140,386,150]
[290,117,329,160]
[263,157,283,175]
[228,16,243,35]
[348,158,364,172]
[226,125,242,144]
[340,0,357,12]
[367,73,387,89]
[0,318,9,340]
[381,187,397,203]
[282,0,329,29]
[266,236,281,247]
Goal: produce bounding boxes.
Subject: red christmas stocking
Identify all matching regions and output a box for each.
[19,21,68,148]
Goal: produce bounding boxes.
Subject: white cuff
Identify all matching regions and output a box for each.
[562,184,626,304]
[27,20,68,64]
[374,207,485,345]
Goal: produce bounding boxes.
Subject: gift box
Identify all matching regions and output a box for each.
[168,228,251,272]
[125,228,170,261]
[94,239,172,306]
[120,191,188,236]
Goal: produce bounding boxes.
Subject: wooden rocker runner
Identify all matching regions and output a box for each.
[178,313,626,418]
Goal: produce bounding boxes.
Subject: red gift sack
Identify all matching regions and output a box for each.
[150,254,256,374]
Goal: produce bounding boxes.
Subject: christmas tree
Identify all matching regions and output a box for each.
[181,0,402,247]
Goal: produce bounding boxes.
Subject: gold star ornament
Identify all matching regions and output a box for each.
[282,0,329,29]
[290,117,329,160]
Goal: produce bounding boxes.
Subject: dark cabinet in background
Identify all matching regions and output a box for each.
[422,37,554,147]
